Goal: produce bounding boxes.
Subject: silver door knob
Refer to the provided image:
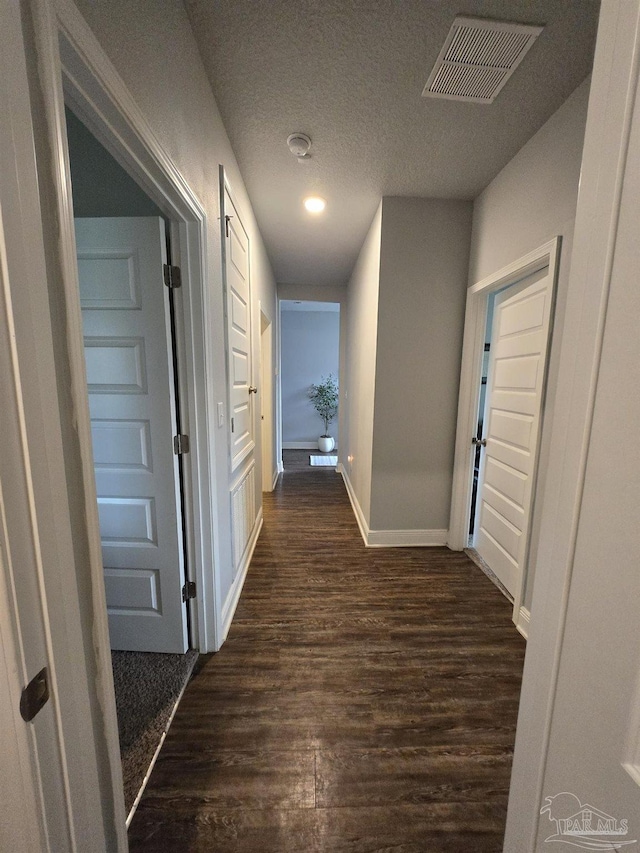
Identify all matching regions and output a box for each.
[248,386,258,394]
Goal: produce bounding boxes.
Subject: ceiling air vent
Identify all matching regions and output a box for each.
[423,16,544,104]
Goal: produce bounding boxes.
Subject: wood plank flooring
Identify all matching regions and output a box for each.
[129,451,525,852]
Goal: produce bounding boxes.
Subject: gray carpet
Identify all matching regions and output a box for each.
[111,649,198,815]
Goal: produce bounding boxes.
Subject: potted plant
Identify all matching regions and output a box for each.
[308,374,338,452]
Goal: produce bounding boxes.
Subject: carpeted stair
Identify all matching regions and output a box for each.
[111,649,198,815]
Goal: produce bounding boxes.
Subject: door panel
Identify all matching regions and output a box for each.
[475,267,553,596]
[222,184,260,576]
[76,217,187,653]
[482,482,525,531]
[223,189,255,474]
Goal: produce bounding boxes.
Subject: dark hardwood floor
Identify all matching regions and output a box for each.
[129,451,525,852]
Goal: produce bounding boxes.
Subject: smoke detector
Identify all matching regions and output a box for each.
[423,16,544,104]
[287,132,312,159]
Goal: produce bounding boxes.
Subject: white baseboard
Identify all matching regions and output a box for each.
[339,466,370,546]
[263,467,279,492]
[277,459,284,474]
[339,467,447,548]
[367,528,449,547]
[516,605,530,640]
[221,507,263,641]
[283,441,339,450]
[282,441,318,449]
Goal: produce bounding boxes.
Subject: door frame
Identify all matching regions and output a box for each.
[2,0,128,846]
[275,285,348,473]
[218,167,263,635]
[259,307,276,491]
[506,4,640,846]
[448,237,561,631]
[48,0,222,654]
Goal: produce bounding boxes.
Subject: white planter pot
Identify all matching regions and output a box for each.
[318,436,335,452]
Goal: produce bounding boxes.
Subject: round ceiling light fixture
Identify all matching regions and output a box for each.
[287,132,312,159]
[304,196,326,214]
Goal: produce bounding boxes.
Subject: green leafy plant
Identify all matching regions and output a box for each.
[308,374,338,436]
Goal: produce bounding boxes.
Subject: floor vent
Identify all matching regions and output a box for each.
[423,16,543,104]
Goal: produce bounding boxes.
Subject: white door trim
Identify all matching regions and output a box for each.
[259,307,276,491]
[2,0,127,846]
[505,3,640,847]
[0,109,64,850]
[448,237,561,624]
[51,0,222,655]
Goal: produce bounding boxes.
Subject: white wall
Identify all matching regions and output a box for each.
[72,0,277,613]
[343,204,382,522]
[468,77,590,608]
[370,197,472,533]
[281,308,340,446]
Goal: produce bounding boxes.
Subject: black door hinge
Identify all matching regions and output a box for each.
[182,580,196,602]
[20,667,50,722]
[173,434,190,455]
[163,264,182,289]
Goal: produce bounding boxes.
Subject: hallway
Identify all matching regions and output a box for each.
[129,452,525,851]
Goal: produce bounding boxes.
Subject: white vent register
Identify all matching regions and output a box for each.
[423,16,543,104]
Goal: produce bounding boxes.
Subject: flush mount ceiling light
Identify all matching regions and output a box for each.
[304,196,326,214]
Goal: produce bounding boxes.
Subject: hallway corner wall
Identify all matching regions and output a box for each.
[369,197,472,536]
[343,203,383,527]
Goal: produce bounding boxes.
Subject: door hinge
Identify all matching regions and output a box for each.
[20,667,50,722]
[173,434,190,455]
[225,215,233,238]
[182,580,196,602]
[163,264,182,289]
[231,417,235,433]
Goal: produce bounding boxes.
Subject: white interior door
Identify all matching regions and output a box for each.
[76,217,187,653]
[223,188,255,475]
[475,266,553,596]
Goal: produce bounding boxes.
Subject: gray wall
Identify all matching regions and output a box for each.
[66,108,163,218]
[468,77,590,607]
[281,308,340,445]
[369,197,473,532]
[469,78,590,284]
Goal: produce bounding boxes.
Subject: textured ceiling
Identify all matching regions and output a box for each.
[184,0,599,287]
